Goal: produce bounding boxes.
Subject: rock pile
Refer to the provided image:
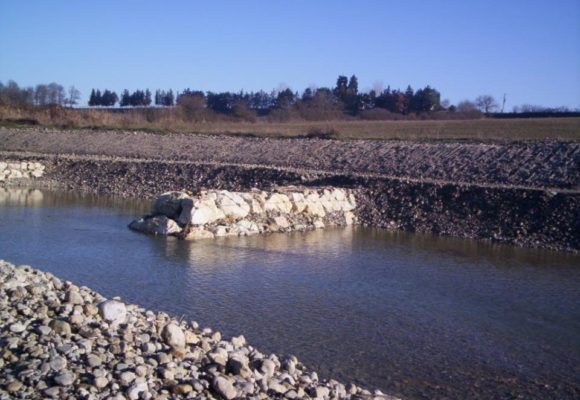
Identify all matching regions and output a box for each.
[129,187,357,240]
[0,260,397,399]
[0,160,45,182]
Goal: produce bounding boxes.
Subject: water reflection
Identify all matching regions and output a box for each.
[0,187,45,207]
[0,187,149,212]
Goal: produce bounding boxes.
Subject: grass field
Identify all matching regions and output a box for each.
[177,118,580,141]
[1,105,579,141]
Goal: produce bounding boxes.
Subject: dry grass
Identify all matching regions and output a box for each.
[1,105,578,141]
[180,118,580,141]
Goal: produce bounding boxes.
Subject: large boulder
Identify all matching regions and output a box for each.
[234,219,260,235]
[241,193,264,214]
[179,197,226,225]
[152,192,191,219]
[129,215,182,236]
[216,191,250,219]
[320,190,341,213]
[304,193,326,217]
[264,193,293,214]
[290,192,307,213]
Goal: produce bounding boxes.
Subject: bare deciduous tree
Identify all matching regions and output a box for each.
[475,95,498,113]
[66,86,81,107]
[456,100,478,112]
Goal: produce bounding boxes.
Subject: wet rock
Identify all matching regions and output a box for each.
[128,215,182,236]
[184,227,215,240]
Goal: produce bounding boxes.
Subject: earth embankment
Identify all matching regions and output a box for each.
[0,127,578,189]
[1,128,578,251]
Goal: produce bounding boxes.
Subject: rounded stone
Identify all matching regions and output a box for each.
[54,371,75,386]
[172,384,193,395]
[50,356,67,371]
[213,376,237,400]
[120,371,136,386]
[48,319,71,336]
[94,376,109,388]
[9,322,26,333]
[6,380,23,393]
[98,300,127,324]
[161,323,185,349]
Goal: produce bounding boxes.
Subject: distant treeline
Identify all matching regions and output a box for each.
[1,77,577,122]
[492,112,580,119]
[84,75,446,120]
[0,81,80,107]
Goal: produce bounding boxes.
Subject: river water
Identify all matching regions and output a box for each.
[1,188,579,399]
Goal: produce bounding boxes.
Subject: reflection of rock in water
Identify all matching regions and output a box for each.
[159,227,357,272]
[0,188,44,207]
[0,187,149,213]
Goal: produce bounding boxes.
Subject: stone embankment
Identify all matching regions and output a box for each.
[129,188,356,240]
[0,153,578,251]
[0,160,44,182]
[0,260,397,400]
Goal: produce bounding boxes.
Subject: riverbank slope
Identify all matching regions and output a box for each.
[0,127,578,251]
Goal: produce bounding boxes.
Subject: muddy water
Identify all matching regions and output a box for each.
[1,188,579,399]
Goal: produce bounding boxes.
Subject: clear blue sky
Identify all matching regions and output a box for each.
[1,0,579,109]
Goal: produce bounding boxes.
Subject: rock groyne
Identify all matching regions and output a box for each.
[1,153,578,252]
[0,160,45,182]
[0,260,396,400]
[129,188,356,239]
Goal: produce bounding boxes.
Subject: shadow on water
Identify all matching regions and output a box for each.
[1,187,579,400]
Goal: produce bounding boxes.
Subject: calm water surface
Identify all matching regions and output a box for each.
[1,188,579,400]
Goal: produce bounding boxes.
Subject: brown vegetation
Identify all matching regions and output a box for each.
[1,104,579,141]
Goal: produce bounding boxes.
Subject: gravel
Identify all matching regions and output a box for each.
[0,260,399,400]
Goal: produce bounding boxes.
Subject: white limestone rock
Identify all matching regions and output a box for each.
[98,300,127,325]
[216,191,250,219]
[304,193,326,217]
[179,197,226,225]
[290,192,307,213]
[273,216,290,229]
[264,193,293,213]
